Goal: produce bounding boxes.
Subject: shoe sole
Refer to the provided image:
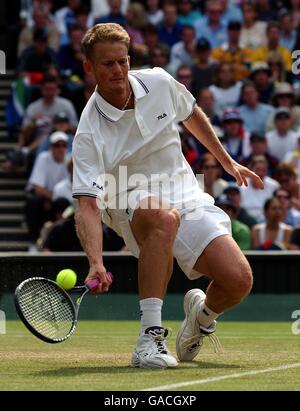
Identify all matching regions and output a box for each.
[176,288,205,362]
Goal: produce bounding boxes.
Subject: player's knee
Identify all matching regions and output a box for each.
[154,208,180,243]
[230,264,253,302]
[222,261,252,304]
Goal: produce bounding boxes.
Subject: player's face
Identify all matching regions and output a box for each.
[84,41,130,95]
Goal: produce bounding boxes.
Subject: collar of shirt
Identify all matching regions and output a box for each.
[94,72,149,123]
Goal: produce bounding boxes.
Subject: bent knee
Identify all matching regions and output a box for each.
[224,263,253,302]
[154,208,180,239]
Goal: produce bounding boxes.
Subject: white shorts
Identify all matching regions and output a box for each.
[102,195,231,280]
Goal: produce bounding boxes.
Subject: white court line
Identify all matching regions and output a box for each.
[142,362,300,391]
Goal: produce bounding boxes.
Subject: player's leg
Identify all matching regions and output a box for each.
[176,235,252,361]
[129,196,180,369]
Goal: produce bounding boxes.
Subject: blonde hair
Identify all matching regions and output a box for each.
[81,23,130,60]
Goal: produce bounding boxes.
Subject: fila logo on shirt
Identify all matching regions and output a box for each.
[93,182,103,190]
[157,113,167,120]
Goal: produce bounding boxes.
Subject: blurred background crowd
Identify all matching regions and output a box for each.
[2,0,300,253]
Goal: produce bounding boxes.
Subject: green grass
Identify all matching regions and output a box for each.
[0,321,300,391]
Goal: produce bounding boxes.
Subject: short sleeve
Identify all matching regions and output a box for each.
[168,74,196,122]
[72,133,105,199]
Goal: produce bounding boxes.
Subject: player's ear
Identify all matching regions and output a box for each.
[83,59,93,74]
[127,55,130,69]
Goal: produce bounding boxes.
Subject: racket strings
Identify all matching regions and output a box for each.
[18,280,74,340]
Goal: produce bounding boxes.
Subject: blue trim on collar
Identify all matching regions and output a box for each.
[95,101,115,122]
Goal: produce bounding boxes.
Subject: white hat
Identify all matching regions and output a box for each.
[49,131,68,144]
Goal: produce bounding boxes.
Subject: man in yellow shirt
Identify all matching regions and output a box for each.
[253,22,292,72]
[211,21,253,81]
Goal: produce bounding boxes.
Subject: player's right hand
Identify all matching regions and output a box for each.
[85,264,112,293]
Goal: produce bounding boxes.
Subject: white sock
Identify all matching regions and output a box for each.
[197,301,220,328]
[140,298,163,333]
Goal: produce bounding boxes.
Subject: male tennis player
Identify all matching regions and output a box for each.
[72,23,264,369]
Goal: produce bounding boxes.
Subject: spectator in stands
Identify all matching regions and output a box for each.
[65,70,96,118]
[196,152,228,198]
[209,62,242,118]
[283,136,300,179]
[266,83,300,131]
[55,0,93,46]
[18,28,57,74]
[279,10,296,51]
[37,197,71,251]
[145,0,164,26]
[215,194,251,250]
[125,2,146,47]
[240,2,267,50]
[53,158,73,204]
[253,22,292,73]
[95,0,126,26]
[239,82,274,135]
[74,4,91,33]
[240,155,279,221]
[5,76,78,174]
[288,227,300,250]
[266,108,299,162]
[158,1,182,48]
[41,206,83,252]
[57,24,85,79]
[273,187,300,228]
[194,0,227,48]
[177,0,202,26]
[249,62,274,104]
[255,0,278,22]
[251,197,292,249]
[176,65,193,92]
[211,20,253,81]
[274,163,300,211]
[180,128,199,168]
[241,133,278,177]
[191,37,217,97]
[25,131,69,249]
[169,25,196,74]
[267,52,288,84]
[223,182,257,228]
[148,45,173,74]
[18,7,60,56]
[220,108,247,165]
[91,0,129,21]
[36,112,74,157]
[143,24,160,53]
[220,0,243,25]
[197,88,220,126]
[290,0,300,29]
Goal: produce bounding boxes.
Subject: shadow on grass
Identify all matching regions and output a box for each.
[33,361,239,377]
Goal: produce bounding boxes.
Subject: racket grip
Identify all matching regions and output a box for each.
[86,272,113,291]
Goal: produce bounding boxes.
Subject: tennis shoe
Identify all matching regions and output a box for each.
[176,289,221,361]
[132,326,178,369]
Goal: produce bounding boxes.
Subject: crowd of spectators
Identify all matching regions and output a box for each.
[3,0,300,252]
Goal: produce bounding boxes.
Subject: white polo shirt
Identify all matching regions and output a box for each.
[72,67,204,209]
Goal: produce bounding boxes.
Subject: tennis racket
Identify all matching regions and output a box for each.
[14,273,113,344]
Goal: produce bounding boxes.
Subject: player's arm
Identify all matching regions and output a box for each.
[75,196,111,293]
[183,105,264,188]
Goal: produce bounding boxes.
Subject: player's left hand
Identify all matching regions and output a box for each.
[223,160,264,189]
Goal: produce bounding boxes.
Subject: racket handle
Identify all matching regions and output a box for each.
[86,272,113,291]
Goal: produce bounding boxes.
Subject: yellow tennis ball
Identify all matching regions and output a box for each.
[56,269,77,290]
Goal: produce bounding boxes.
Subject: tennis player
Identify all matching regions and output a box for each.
[72,23,264,369]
